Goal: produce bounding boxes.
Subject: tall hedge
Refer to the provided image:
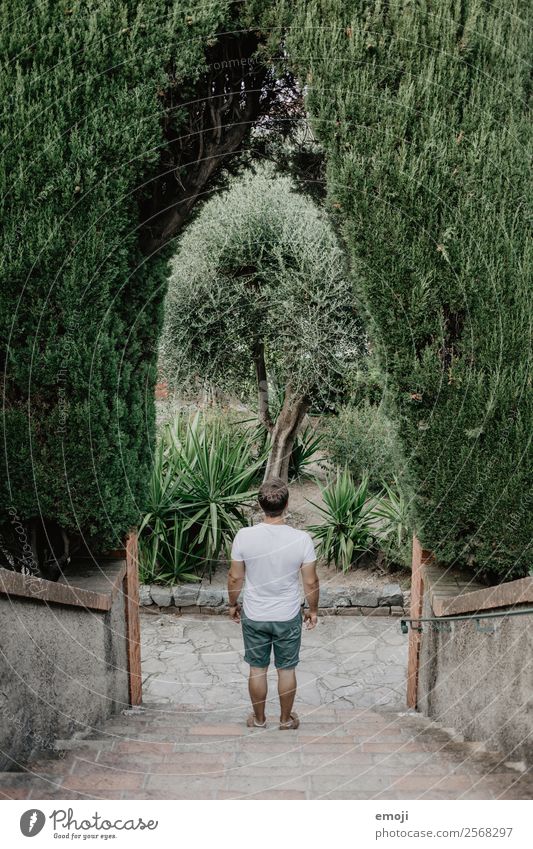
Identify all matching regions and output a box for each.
[2,0,530,581]
[284,0,532,579]
[0,0,272,562]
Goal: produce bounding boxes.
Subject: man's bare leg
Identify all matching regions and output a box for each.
[248,666,268,725]
[278,667,297,724]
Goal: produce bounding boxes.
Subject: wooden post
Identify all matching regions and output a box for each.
[124,531,142,706]
[406,535,433,708]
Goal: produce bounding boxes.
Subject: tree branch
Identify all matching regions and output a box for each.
[139,31,272,254]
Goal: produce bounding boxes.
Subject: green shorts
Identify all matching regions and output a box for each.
[241,609,302,669]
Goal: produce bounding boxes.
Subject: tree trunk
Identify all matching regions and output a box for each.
[252,339,273,433]
[263,389,309,483]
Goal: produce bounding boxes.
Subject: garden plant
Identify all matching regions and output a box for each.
[1,1,529,584]
[160,167,363,483]
[139,413,267,583]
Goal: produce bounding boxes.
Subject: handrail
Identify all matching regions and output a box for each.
[401,606,533,634]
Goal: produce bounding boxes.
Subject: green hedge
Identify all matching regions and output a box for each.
[0,1,267,553]
[322,403,400,492]
[285,0,532,579]
[3,1,530,582]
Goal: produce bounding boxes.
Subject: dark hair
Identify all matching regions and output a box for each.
[258,477,289,517]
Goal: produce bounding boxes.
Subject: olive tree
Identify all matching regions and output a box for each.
[161,168,363,481]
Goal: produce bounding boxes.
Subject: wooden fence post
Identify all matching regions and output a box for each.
[406,535,433,708]
[124,531,142,706]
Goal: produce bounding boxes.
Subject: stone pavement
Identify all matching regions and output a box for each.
[0,614,531,800]
[141,612,408,711]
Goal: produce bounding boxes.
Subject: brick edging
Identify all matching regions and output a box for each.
[0,560,126,611]
[424,566,533,617]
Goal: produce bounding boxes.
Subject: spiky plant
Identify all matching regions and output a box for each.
[307,470,378,572]
[138,413,268,583]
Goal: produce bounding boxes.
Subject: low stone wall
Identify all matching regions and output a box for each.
[140,581,407,615]
[417,564,533,765]
[0,559,131,771]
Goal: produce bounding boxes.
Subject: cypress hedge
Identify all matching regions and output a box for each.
[2,0,529,581]
[284,0,532,579]
[0,1,276,569]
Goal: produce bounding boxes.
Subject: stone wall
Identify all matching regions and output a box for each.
[0,560,130,771]
[140,581,407,616]
[417,565,533,765]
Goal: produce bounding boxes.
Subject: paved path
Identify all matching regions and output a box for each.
[0,614,531,800]
[141,613,408,711]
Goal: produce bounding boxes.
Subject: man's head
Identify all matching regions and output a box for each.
[258,477,289,517]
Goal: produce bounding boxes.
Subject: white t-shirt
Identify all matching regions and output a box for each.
[231,523,316,621]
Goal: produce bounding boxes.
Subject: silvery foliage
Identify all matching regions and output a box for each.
[160,166,362,402]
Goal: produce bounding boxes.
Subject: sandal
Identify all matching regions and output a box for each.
[279,712,300,730]
[247,713,267,728]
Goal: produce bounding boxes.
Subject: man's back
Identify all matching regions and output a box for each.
[231,522,315,621]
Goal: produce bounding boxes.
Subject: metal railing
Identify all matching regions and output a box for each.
[401,606,533,635]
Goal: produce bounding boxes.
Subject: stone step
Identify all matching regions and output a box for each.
[3,699,532,803]
[53,738,116,752]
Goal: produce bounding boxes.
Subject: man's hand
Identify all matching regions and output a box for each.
[301,561,319,629]
[303,610,318,630]
[229,603,241,623]
[228,560,245,623]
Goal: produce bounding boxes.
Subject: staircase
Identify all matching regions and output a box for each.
[1,702,531,800]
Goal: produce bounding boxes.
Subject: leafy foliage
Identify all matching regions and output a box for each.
[0,1,283,559]
[373,478,413,570]
[4,0,529,583]
[139,413,266,583]
[286,0,532,578]
[160,166,362,406]
[322,402,401,492]
[307,470,378,572]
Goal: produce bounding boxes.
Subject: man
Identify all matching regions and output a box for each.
[228,477,320,730]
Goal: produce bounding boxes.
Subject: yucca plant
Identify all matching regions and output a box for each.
[288,426,325,481]
[138,514,200,585]
[138,413,268,584]
[373,477,413,569]
[171,416,267,572]
[138,432,203,583]
[307,469,379,572]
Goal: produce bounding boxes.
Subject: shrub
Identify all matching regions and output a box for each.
[307,470,378,572]
[345,360,386,408]
[0,1,280,570]
[322,403,400,491]
[286,1,532,579]
[138,413,266,584]
[373,478,413,570]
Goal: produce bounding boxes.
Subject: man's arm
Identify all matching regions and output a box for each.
[301,560,319,629]
[228,559,245,622]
